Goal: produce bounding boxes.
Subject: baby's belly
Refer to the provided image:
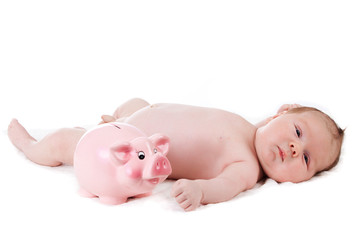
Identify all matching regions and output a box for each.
[124,104,233,179]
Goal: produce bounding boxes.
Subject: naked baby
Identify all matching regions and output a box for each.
[8,98,344,211]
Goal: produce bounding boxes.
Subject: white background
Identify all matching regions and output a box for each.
[1,1,359,240]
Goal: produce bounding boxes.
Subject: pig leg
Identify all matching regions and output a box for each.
[8,119,85,167]
[112,98,150,119]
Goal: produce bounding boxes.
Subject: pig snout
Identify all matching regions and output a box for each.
[152,156,172,177]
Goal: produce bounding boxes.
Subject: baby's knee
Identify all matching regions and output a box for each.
[129,97,149,104]
[114,98,150,118]
[125,98,150,110]
[46,128,84,156]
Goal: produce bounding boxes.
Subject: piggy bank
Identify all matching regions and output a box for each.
[73,122,172,205]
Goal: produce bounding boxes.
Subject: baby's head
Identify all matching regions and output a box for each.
[255,106,344,183]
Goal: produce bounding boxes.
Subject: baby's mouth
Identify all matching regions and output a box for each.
[277,146,285,162]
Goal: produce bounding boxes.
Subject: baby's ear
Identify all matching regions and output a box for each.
[265,111,287,125]
[277,104,302,113]
[272,111,287,119]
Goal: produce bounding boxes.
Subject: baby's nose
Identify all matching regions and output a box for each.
[289,142,300,158]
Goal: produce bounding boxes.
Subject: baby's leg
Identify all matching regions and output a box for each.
[112,98,150,119]
[8,119,85,167]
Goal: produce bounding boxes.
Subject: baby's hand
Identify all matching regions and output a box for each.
[99,115,116,124]
[171,179,203,212]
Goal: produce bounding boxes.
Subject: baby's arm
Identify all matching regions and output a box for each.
[171,161,257,211]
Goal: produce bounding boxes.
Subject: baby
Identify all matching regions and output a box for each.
[8,98,344,211]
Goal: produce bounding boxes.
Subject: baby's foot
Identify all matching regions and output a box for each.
[8,119,36,152]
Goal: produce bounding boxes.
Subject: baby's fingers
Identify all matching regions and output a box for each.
[174,192,187,204]
[171,180,183,198]
[175,195,195,212]
[101,115,116,123]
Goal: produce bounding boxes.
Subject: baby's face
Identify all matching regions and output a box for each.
[255,111,335,183]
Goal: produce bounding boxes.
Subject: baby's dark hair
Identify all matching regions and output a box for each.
[286,107,345,172]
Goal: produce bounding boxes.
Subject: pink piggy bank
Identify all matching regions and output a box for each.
[73,122,171,205]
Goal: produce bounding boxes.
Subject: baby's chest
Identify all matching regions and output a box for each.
[168,130,256,179]
[126,104,257,178]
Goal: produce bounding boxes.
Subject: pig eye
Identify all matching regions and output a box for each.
[138,151,145,160]
[154,148,157,154]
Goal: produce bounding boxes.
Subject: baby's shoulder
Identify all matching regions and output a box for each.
[222,137,259,166]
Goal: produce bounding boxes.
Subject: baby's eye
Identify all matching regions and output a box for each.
[304,154,309,165]
[295,126,301,137]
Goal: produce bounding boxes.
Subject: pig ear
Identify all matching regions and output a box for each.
[149,134,170,155]
[110,142,134,165]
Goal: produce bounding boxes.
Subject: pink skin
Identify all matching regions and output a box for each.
[255,110,335,183]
